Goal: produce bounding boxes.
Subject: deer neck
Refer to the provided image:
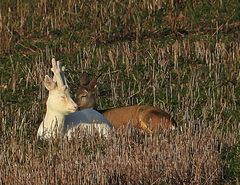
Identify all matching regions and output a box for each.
[39,109,66,139]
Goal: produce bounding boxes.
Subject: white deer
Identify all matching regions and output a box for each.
[37,58,112,139]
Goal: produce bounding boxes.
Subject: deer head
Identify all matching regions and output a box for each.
[75,72,101,110]
[45,58,77,115]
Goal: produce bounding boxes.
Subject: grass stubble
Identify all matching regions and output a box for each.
[1,0,240,184]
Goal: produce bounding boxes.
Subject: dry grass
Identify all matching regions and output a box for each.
[0,123,238,185]
[1,40,240,184]
[1,0,240,184]
[0,0,239,53]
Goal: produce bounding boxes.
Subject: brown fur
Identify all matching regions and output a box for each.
[75,72,101,110]
[103,105,176,133]
[75,73,177,133]
[75,85,96,110]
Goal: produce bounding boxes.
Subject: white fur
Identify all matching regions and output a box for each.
[37,108,112,139]
[65,109,112,138]
[37,59,111,139]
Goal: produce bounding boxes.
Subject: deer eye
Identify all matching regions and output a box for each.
[80,94,87,98]
[79,91,88,97]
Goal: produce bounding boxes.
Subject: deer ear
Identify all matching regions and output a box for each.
[44,75,57,91]
[89,73,102,90]
[80,72,90,86]
[89,80,97,90]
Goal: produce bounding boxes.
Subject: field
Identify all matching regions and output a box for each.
[0,0,240,184]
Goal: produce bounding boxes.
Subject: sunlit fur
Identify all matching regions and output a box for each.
[37,59,111,139]
[75,73,177,133]
[102,105,177,133]
[47,86,77,115]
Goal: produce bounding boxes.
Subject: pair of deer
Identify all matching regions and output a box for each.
[37,58,176,139]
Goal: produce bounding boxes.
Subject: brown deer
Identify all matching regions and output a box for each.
[75,73,177,133]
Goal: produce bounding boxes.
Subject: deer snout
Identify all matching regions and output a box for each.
[72,102,78,112]
[67,99,78,112]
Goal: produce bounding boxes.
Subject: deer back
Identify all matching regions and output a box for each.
[65,108,112,137]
